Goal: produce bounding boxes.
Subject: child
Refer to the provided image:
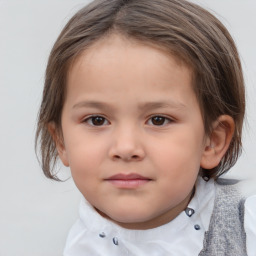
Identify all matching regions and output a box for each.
[35,0,256,255]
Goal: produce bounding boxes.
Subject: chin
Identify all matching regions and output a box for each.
[107,209,154,225]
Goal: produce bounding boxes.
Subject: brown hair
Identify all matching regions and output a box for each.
[35,0,245,180]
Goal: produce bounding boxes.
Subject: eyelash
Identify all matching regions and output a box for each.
[83,115,110,126]
[82,115,173,127]
[146,115,173,126]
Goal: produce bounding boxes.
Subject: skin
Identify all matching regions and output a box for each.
[54,34,233,230]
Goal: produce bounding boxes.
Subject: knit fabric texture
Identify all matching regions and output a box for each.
[199,179,247,256]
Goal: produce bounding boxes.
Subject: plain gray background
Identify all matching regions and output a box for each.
[0,1,255,255]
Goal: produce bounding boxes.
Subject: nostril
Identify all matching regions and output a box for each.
[112,154,140,161]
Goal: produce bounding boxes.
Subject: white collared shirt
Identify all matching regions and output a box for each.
[64,178,256,255]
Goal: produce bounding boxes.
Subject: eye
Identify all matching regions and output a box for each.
[147,116,172,126]
[83,116,109,126]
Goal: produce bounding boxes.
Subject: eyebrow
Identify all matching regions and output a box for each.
[138,101,187,111]
[72,100,186,111]
[72,101,114,111]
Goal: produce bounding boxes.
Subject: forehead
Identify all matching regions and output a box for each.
[68,33,192,78]
[65,34,196,107]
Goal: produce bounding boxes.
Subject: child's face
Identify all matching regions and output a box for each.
[58,34,209,229]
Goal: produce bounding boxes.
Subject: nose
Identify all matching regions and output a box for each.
[108,126,145,162]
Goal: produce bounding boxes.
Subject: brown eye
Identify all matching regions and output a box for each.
[151,116,165,125]
[91,116,105,126]
[84,116,109,126]
[148,116,172,126]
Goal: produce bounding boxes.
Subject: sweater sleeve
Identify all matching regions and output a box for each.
[244,195,256,256]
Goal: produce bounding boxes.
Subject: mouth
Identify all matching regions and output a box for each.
[105,173,152,189]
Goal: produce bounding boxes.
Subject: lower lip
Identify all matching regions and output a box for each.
[106,179,151,189]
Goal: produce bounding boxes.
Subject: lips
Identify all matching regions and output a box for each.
[107,173,150,180]
[105,173,152,189]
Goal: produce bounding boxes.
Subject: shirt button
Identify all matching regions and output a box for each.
[113,237,119,245]
[185,207,195,217]
[99,232,106,238]
[203,176,210,181]
[194,224,201,230]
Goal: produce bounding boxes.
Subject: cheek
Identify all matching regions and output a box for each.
[154,138,201,204]
[67,144,104,197]
[151,129,204,176]
[65,134,109,178]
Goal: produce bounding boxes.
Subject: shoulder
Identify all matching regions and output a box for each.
[244,195,256,255]
[199,178,252,255]
[214,180,256,256]
[214,178,245,209]
[245,194,256,211]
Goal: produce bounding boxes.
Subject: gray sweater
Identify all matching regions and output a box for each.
[199,179,247,256]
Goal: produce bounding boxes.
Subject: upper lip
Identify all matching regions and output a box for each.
[106,173,151,180]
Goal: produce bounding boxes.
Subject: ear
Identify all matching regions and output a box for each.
[48,123,69,167]
[200,115,235,169]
